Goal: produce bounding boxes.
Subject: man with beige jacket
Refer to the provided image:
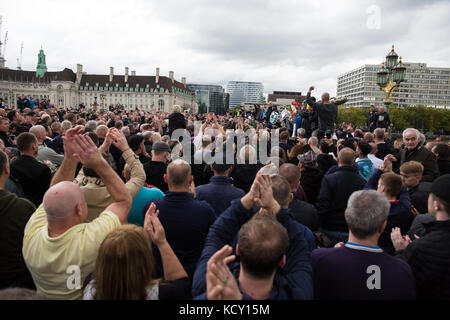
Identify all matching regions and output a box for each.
[75,128,145,222]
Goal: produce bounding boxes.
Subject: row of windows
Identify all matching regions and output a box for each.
[339,69,450,82]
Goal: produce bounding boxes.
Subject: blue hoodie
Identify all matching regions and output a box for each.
[192,199,313,300]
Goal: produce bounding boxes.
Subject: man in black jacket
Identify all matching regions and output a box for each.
[374,128,394,160]
[392,174,450,299]
[315,148,366,245]
[305,86,337,142]
[376,106,391,129]
[10,133,52,207]
[298,150,323,205]
[396,128,439,182]
[367,105,378,133]
[279,163,318,231]
[0,150,36,290]
[0,117,13,148]
[168,105,186,137]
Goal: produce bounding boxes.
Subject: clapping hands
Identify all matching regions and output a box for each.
[206,245,242,301]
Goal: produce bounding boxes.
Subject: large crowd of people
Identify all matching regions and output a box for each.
[0,86,449,301]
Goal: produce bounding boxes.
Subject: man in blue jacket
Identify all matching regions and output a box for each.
[365,155,412,254]
[143,159,216,280]
[192,170,313,300]
[196,153,245,218]
[316,148,366,245]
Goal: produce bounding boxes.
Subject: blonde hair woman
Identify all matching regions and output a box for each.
[83,203,190,300]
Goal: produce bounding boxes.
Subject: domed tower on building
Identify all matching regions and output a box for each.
[36,47,47,78]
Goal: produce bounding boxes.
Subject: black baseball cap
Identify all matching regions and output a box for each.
[419,174,450,203]
[128,135,144,152]
[152,141,170,152]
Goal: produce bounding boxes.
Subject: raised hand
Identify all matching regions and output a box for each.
[391,227,411,252]
[71,134,104,168]
[381,154,397,173]
[207,245,242,301]
[144,203,166,247]
[253,175,281,215]
[62,125,85,160]
[109,128,130,152]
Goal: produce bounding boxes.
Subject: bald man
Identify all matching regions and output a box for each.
[306,86,338,142]
[143,159,215,279]
[96,125,108,144]
[315,148,366,245]
[30,125,64,167]
[22,127,132,300]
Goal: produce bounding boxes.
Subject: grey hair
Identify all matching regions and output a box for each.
[51,121,62,132]
[61,120,72,132]
[172,105,182,113]
[85,120,98,132]
[143,131,153,141]
[374,128,385,140]
[121,126,130,136]
[403,128,420,139]
[419,133,426,146]
[346,190,390,239]
[297,128,306,137]
[309,136,319,147]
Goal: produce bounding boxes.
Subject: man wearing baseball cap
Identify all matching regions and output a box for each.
[391,174,450,299]
[143,141,170,193]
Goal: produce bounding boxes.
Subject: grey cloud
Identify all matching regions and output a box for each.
[0,0,449,96]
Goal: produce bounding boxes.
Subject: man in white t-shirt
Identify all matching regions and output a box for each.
[368,142,384,169]
[22,126,132,300]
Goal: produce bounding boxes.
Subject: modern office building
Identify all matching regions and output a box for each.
[0,49,198,112]
[268,91,306,106]
[337,63,450,108]
[227,81,264,107]
[188,84,227,115]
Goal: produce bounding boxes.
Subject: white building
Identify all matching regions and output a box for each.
[0,49,198,113]
[227,81,264,107]
[337,63,450,109]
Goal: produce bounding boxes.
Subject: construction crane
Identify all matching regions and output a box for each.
[0,16,3,59]
[17,42,23,70]
[2,31,8,58]
[0,16,7,68]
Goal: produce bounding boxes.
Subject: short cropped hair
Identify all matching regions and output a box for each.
[16,133,37,152]
[280,131,290,141]
[339,148,356,166]
[433,144,450,160]
[238,214,289,279]
[167,159,191,187]
[0,150,8,173]
[346,190,390,239]
[403,128,420,139]
[271,175,291,208]
[380,173,403,198]
[374,128,385,140]
[400,161,424,176]
[358,141,372,157]
[320,141,331,154]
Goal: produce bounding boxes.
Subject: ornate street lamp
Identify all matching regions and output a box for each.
[100,94,105,111]
[376,45,407,112]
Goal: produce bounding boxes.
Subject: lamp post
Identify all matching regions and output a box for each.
[376,45,406,113]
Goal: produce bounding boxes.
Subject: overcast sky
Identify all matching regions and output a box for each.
[1,0,450,96]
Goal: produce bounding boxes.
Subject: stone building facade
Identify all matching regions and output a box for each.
[0,49,198,113]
